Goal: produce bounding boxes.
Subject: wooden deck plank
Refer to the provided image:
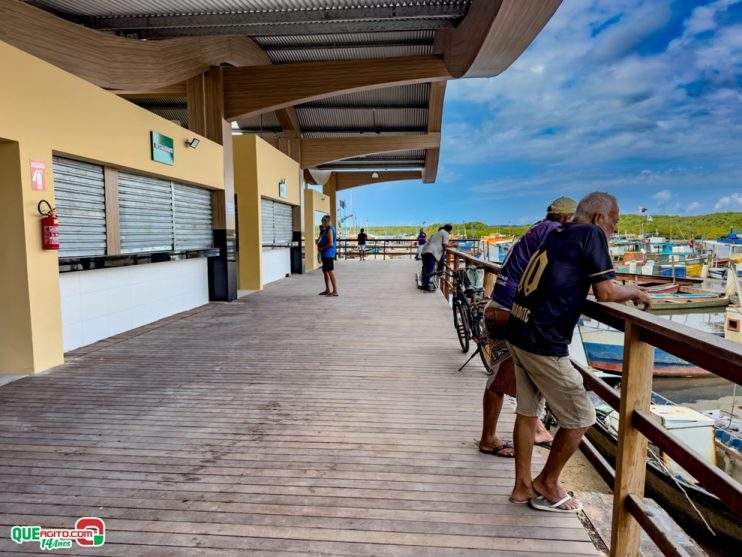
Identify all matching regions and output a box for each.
[0,260,596,555]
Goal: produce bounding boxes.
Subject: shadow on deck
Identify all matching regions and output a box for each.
[0,260,596,556]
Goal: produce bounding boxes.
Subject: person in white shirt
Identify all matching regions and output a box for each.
[421,224,453,290]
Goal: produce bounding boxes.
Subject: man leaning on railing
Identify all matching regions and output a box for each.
[506,192,652,512]
[421,224,453,291]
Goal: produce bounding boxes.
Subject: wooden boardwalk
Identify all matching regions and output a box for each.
[0,260,596,556]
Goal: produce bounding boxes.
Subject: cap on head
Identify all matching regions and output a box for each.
[547,196,578,215]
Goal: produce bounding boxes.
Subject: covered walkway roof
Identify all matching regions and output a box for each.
[7,0,562,185]
[0,261,594,555]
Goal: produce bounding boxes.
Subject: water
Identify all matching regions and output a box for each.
[650,308,738,412]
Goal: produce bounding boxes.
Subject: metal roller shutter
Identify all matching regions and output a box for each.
[273,202,294,244]
[119,172,173,253]
[261,198,275,246]
[52,157,107,257]
[260,199,294,246]
[173,184,212,250]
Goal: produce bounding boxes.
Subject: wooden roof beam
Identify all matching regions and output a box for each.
[423,81,446,184]
[335,171,423,192]
[300,133,440,169]
[223,56,451,121]
[0,0,269,90]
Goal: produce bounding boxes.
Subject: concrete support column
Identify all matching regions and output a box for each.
[0,141,64,374]
[187,67,237,301]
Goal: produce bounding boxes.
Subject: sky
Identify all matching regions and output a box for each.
[337,0,742,227]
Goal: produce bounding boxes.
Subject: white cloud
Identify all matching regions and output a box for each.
[444,0,742,174]
[652,189,673,202]
[686,201,701,211]
[714,193,742,210]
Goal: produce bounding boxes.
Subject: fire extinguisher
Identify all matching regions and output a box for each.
[38,200,60,251]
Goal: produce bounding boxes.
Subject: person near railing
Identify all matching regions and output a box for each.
[421,224,453,291]
[317,215,339,296]
[357,228,368,261]
[507,192,652,512]
[415,228,427,261]
[479,197,577,458]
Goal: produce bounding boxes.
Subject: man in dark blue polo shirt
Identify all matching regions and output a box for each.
[507,192,651,512]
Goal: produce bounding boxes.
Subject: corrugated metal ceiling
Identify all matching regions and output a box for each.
[28,1,470,17]
[26,0,456,172]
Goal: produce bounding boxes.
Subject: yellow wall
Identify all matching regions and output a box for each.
[0,41,224,373]
[234,135,301,290]
[304,189,332,271]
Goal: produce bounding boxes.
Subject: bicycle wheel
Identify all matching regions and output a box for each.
[452,297,470,353]
[475,318,496,375]
[432,271,441,290]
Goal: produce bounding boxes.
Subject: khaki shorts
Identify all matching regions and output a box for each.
[507,343,596,429]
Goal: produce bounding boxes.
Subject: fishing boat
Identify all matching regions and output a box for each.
[579,320,713,376]
[584,377,741,552]
[650,292,731,311]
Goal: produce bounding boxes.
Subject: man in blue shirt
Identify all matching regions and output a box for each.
[317,215,339,296]
[507,192,651,512]
[479,197,576,457]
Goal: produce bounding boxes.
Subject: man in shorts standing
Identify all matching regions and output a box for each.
[479,197,577,457]
[507,192,651,512]
[317,215,339,296]
[357,228,368,261]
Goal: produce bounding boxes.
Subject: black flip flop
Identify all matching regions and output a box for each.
[479,442,515,458]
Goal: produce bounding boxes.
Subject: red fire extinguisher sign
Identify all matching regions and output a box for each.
[30,160,46,191]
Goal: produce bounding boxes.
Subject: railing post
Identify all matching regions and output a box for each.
[610,321,654,557]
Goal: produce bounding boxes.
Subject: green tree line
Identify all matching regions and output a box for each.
[361,213,742,240]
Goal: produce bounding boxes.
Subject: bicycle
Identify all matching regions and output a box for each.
[446,266,497,375]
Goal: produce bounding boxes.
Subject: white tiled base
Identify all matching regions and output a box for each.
[60,259,208,352]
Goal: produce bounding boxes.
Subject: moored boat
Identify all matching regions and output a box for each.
[585,382,741,553]
[580,323,712,376]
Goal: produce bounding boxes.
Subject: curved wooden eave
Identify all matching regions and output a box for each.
[223,56,450,121]
[436,0,562,78]
[300,133,440,170]
[335,171,423,191]
[0,0,269,90]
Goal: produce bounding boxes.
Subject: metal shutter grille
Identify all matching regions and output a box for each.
[261,198,275,246]
[53,157,107,257]
[174,184,212,250]
[273,202,293,244]
[261,199,294,246]
[119,172,173,253]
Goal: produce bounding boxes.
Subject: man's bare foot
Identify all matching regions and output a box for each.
[510,481,535,504]
[532,476,581,511]
[534,422,554,445]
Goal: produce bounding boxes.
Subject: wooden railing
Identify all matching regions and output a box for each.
[337,238,418,260]
[443,247,742,557]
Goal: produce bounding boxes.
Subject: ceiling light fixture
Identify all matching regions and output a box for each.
[185,138,200,149]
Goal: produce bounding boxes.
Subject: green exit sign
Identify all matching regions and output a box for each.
[151,132,174,165]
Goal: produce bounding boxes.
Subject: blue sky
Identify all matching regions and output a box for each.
[338,0,742,227]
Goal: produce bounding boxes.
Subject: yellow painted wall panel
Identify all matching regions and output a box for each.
[0,41,224,373]
[0,41,223,189]
[234,135,301,290]
[0,142,37,372]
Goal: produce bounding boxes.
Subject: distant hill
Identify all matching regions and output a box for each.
[363,213,742,239]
